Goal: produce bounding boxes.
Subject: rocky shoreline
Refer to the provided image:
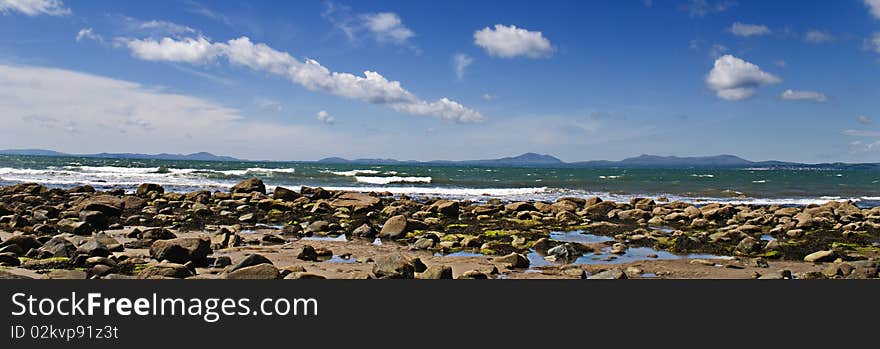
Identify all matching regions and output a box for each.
[0,178,878,279]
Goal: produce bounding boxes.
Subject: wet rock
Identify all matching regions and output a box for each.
[296,245,319,261]
[588,268,628,279]
[0,235,41,252]
[823,263,854,278]
[546,243,588,262]
[351,223,376,238]
[372,254,415,279]
[57,219,93,235]
[753,258,770,268]
[149,237,211,264]
[416,265,453,279]
[378,215,409,239]
[803,250,835,263]
[0,253,20,266]
[494,252,529,269]
[610,243,628,255]
[231,178,266,195]
[307,221,330,233]
[138,263,194,279]
[211,256,232,268]
[413,238,435,250]
[330,192,380,212]
[228,254,273,273]
[272,186,300,201]
[0,244,23,256]
[76,239,110,257]
[735,236,759,255]
[532,237,552,253]
[261,234,286,245]
[77,195,124,217]
[430,200,460,216]
[37,237,76,258]
[141,228,177,240]
[136,183,164,197]
[225,264,281,279]
[505,202,536,212]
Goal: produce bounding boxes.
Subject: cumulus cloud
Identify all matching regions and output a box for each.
[729,22,770,37]
[76,28,103,43]
[316,110,335,125]
[119,35,483,122]
[0,64,343,159]
[858,115,873,124]
[706,55,781,101]
[0,0,69,16]
[323,3,415,47]
[453,53,473,80]
[780,89,827,102]
[867,0,880,19]
[804,30,834,43]
[473,24,554,58]
[360,12,414,44]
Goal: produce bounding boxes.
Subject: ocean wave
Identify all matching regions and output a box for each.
[316,186,550,197]
[691,174,715,178]
[323,169,381,177]
[599,175,621,179]
[752,180,767,183]
[354,176,432,185]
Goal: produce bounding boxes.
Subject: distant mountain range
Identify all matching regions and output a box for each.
[0,149,238,162]
[318,152,880,170]
[2,149,878,169]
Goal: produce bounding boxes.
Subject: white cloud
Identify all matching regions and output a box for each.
[139,20,197,36]
[729,22,770,37]
[858,115,873,124]
[360,12,414,44]
[706,54,781,101]
[482,94,495,102]
[804,30,834,43]
[683,0,737,18]
[780,89,827,102]
[323,3,415,47]
[316,110,335,125]
[76,28,103,43]
[0,0,69,16]
[0,64,340,160]
[124,37,220,64]
[867,0,880,19]
[843,129,880,137]
[119,35,484,123]
[453,53,473,80]
[868,32,880,54]
[473,24,554,58]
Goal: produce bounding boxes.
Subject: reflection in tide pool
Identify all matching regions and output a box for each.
[549,230,614,244]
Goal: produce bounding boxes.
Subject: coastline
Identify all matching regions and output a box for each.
[1,178,878,279]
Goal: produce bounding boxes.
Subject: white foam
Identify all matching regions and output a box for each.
[691,174,715,178]
[324,169,380,176]
[752,180,767,183]
[354,176,432,185]
[599,175,622,179]
[312,185,550,197]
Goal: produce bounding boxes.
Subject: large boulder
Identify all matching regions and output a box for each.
[372,254,415,279]
[37,237,76,258]
[76,239,111,257]
[0,235,41,252]
[378,215,409,239]
[429,200,460,216]
[272,186,300,201]
[416,265,453,279]
[330,192,380,212]
[136,183,164,197]
[149,237,211,264]
[231,178,266,195]
[76,195,124,217]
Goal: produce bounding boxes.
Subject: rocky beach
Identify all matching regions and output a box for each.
[0,178,878,280]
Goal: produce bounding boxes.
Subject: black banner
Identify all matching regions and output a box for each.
[1,280,876,347]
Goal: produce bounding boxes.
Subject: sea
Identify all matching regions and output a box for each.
[1,155,879,208]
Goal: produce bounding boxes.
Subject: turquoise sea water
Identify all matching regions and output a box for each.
[1,155,878,207]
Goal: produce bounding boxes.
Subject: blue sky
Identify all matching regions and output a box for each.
[0,0,879,163]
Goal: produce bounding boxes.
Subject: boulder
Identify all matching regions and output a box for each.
[149,237,211,264]
[272,186,300,201]
[430,200,460,216]
[0,235,41,252]
[231,178,266,195]
[296,245,319,261]
[378,215,409,239]
[228,254,273,273]
[372,254,415,279]
[494,253,529,269]
[37,237,76,258]
[77,195,124,216]
[330,192,380,211]
[57,219,93,235]
[76,239,110,257]
[136,183,164,197]
[351,224,376,238]
[78,210,108,230]
[803,250,835,263]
